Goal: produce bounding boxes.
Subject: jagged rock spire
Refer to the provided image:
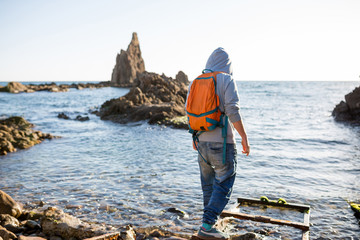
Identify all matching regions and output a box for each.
[111,32,145,86]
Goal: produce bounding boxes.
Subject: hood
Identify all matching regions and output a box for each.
[205,47,233,76]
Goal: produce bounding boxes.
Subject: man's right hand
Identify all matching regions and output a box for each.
[242,140,250,156]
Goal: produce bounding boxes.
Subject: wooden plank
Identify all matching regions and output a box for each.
[237,197,310,212]
[302,209,311,240]
[221,210,309,231]
[302,230,310,240]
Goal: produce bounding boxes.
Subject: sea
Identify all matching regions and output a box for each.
[0,81,359,240]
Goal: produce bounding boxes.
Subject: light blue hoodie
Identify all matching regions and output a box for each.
[187,47,242,144]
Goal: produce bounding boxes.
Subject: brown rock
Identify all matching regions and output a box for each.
[0,214,19,227]
[333,86,360,122]
[0,191,22,218]
[0,82,28,93]
[99,71,188,128]
[120,225,136,240]
[175,71,189,85]
[230,233,261,240]
[111,33,145,87]
[0,117,57,155]
[0,225,17,240]
[41,207,106,239]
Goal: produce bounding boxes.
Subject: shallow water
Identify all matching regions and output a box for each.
[0,81,359,239]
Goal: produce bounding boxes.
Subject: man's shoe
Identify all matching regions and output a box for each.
[197,227,229,240]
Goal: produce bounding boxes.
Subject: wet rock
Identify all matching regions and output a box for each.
[0,214,19,227]
[333,86,360,123]
[25,220,41,230]
[135,233,146,240]
[230,233,262,240]
[4,224,24,234]
[0,117,57,155]
[99,71,188,129]
[0,191,22,218]
[120,225,136,240]
[164,208,187,218]
[0,225,17,240]
[57,113,70,120]
[111,32,145,87]
[22,209,45,221]
[41,207,106,239]
[136,227,183,240]
[75,115,90,121]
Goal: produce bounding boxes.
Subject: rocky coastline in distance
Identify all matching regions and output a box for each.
[0,81,111,94]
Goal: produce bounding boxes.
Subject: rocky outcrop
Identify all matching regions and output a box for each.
[0,82,28,94]
[0,82,111,94]
[99,71,188,127]
[0,116,57,155]
[41,207,106,239]
[110,33,145,87]
[332,86,360,123]
[57,113,90,121]
[0,191,22,218]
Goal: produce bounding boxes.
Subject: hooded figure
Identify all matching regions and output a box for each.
[186,48,250,240]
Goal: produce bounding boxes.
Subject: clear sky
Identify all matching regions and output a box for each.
[0,0,359,82]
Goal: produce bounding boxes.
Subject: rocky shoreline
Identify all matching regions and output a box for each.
[0,190,187,240]
[0,81,111,94]
[0,190,264,240]
[0,117,58,155]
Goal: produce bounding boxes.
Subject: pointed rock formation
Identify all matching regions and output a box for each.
[111,33,145,87]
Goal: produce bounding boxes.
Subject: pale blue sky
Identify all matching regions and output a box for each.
[0,0,359,81]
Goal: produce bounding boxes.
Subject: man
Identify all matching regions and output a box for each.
[187,47,250,240]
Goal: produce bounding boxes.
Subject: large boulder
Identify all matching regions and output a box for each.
[99,71,188,127]
[41,207,106,239]
[110,32,145,87]
[0,191,22,218]
[332,86,360,122]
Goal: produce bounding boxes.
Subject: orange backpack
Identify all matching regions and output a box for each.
[186,70,229,164]
[186,71,223,132]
